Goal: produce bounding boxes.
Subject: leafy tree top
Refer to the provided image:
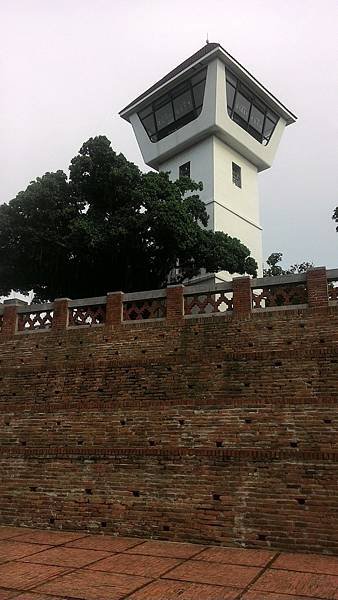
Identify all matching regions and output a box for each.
[0,136,257,301]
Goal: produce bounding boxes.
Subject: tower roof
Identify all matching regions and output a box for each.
[120,42,297,125]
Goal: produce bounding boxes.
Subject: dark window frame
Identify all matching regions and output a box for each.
[138,68,207,143]
[179,161,190,178]
[232,162,242,188]
[226,70,279,145]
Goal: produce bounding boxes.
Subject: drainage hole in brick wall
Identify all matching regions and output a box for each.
[132,490,140,497]
[49,517,55,525]
[149,440,155,446]
[217,364,222,369]
[297,498,306,505]
[324,419,332,424]
[12,392,16,397]
[299,323,305,328]
[274,361,282,367]
[21,441,26,446]
[257,534,266,541]
[35,344,39,349]
[163,526,170,531]
[78,440,84,445]
[85,488,92,495]
[120,420,126,426]
[290,442,298,448]
[244,418,252,424]
[179,420,185,426]
[267,325,273,330]
[98,388,104,393]
[320,339,325,343]
[29,486,37,492]
[101,521,107,528]
[216,441,223,448]
[248,342,254,347]
[212,493,221,501]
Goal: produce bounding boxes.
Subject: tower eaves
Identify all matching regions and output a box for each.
[119,42,297,126]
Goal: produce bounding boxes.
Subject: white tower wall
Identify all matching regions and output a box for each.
[159,135,263,279]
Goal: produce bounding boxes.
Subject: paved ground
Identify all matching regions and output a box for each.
[0,527,338,599]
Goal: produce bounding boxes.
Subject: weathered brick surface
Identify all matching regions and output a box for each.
[1,304,338,552]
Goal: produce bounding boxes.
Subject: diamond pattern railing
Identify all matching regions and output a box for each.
[123,298,166,321]
[252,283,308,309]
[17,310,54,331]
[69,304,106,326]
[184,291,233,315]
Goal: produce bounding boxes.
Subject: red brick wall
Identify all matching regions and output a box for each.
[1,303,338,552]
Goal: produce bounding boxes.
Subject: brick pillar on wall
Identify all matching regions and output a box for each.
[52,298,70,331]
[232,277,252,317]
[166,285,184,325]
[106,292,124,327]
[1,299,27,338]
[307,267,328,308]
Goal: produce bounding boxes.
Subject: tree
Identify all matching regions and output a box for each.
[264,253,313,277]
[0,136,257,301]
[333,207,338,232]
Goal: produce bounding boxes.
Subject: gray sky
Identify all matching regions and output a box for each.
[1,0,338,269]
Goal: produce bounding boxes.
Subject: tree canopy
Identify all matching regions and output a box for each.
[333,207,338,233]
[264,252,313,277]
[0,136,257,301]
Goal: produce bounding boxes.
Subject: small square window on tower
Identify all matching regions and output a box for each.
[179,161,190,178]
[232,162,242,188]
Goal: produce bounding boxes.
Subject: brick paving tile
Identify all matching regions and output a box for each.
[127,579,241,599]
[252,568,338,598]
[272,552,338,576]
[0,589,19,600]
[9,531,87,546]
[162,559,261,588]
[88,552,181,577]
[195,547,276,567]
[65,536,144,553]
[125,540,205,559]
[0,529,35,542]
[12,595,68,599]
[242,592,321,600]
[0,542,51,564]
[0,562,69,590]
[19,546,112,568]
[35,569,151,600]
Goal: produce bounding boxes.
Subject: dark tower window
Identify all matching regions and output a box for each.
[232,163,241,188]
[179,162,190,178]
[138,68,207,143]
[226,70,279,145]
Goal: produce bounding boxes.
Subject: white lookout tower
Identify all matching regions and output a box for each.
[120,42,296,281]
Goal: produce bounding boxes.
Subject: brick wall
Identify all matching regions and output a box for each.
[1,292,338,552]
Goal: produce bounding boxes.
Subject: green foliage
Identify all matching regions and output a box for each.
[264,252,313,277]
[333,206,338,231]
[0,136,257,301]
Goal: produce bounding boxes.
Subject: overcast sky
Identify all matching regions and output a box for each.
[1,0,338,269]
